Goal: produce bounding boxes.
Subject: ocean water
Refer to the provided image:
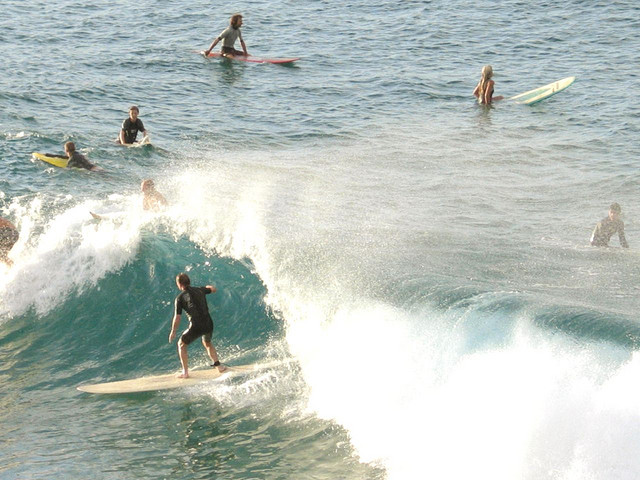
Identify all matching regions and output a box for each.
[1,0,640,478]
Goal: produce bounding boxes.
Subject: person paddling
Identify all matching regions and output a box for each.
[64,142,101,171]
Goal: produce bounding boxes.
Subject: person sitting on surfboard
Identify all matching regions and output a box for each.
[118,105,148,145]
[203,14,248,58]
[169,273,227,378]
[590,203,629,248]
[64,142,100,171]
[141,179,167,211]
[0,217,19,266]
[473,65,504,105]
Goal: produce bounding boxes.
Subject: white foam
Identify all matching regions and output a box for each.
[0,194,154,318]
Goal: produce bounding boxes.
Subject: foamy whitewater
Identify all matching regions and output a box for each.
[2,0,640,479]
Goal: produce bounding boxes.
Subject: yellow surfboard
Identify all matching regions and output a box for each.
[32,152,69,168]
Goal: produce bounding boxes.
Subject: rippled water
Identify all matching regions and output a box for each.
[2,1,640,479]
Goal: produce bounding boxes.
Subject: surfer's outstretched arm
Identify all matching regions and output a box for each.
[204,37,221,56]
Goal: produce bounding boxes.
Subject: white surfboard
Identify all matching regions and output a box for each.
[115,135,152,148]
[509,76,575,105]
[77,365,256,394]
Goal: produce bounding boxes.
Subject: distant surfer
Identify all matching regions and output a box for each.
[0,217,19,266]
[203,14,248,58]
[141,179,167,211]
[473,65,504,105]
[169,273,227,378]
[590,203,629,248]
[64,142,101,171]
[118,105,148,145]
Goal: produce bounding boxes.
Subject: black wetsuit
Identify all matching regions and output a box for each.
[66,151,95,170]
[591,217,628,248]
[175,286,214,344]
[121,118,145,144]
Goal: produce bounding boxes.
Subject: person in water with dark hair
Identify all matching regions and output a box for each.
[118,105,148,145]
[169,273,226,378]
[64,142,101,171]
[591,203,629,248]
[203,14,248,58]
[0,217,19,265]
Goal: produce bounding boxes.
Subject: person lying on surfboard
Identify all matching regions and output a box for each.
[203,14,248,58]
[141,179,167,211]
[64,142,101,171]
[118,105,149,145]
[0,217,19,266]
[590,203,629,248]
[169,273,227,378]
[473,65,504,105]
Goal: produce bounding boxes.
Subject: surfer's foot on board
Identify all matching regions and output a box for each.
[211,361,227,373]
[176,371,189,379]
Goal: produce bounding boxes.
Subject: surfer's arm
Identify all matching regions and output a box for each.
[240,38,248,55]
[473,83,480,98]
[169,314,181,343]
[205,285,217,294]
[618,224,629,248]
[204,37,221,56]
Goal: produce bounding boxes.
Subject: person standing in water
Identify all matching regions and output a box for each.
[169,273,226,378]
[590,202,629,248]
[0,217,19,265]
[473,65,504,105]
[203,14,248,58]
[118,105,148,145]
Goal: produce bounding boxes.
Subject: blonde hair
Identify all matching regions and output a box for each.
[477,65,494,103]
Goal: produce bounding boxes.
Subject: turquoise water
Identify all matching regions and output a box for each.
[2,1,640,479]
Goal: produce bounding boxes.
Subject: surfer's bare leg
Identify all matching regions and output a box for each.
[177,339,189,378]
[203,338,226,372]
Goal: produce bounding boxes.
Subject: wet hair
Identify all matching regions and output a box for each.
[230,14,243,29]
[141,179,155,192]
[129,105,139,113]
[176,273,190,287]
[64,141,75,153]
[477,65,494,101]
[609,203,622,214]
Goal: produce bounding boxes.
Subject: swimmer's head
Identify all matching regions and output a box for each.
[481,65,493,80]
[141,179,155,192]
[129,105,139,120]
[64,141,76,154]
[609,203,622,220]
[230,14,243,28]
